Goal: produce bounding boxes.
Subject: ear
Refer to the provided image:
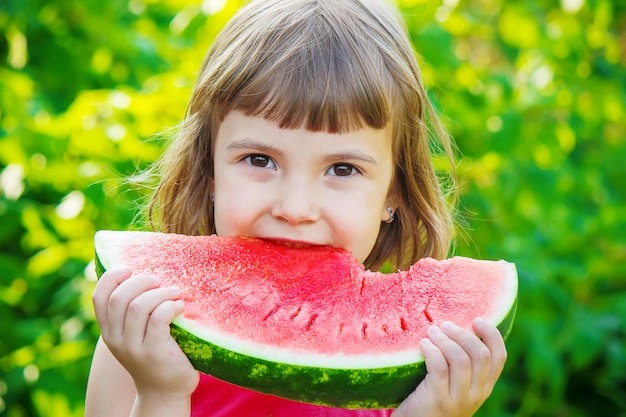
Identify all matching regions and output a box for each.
[381,177,401,221]
[381,195,399,223]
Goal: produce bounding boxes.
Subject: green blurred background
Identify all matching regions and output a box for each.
[1,0,624,415]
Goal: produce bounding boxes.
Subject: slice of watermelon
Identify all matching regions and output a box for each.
[94,230,517,409]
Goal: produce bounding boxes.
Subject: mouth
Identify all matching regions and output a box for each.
[261,238,321,249]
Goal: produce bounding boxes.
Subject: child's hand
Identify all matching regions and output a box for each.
[92,266,199,402]
[393,318,507,417]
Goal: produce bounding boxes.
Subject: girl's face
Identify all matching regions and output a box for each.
[212,111,395,263]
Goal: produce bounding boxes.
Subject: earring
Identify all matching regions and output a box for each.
[210,192,215,203]
[385,206,395,223]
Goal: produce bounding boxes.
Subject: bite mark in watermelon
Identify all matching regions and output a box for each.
[94,230,517,409]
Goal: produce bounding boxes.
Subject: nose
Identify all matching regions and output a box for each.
[270,180,320,226]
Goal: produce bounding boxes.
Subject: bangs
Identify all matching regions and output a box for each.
[219,2,394,134]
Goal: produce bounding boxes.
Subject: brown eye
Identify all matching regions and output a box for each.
[245,154,276,169]
[327,164,357,177]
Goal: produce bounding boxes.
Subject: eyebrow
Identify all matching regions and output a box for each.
[324,150,378,165]
[226,139,282,153]
[225,138,379,164]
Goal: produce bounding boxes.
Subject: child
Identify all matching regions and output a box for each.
[86,0,508,416]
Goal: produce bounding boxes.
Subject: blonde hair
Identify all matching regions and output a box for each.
[147,0,457,270]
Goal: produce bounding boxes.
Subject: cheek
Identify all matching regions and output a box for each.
[213,184,259,236]
[332,206,383,262]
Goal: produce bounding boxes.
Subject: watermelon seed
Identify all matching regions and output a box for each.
[423,296,434,323]
[424,309,433,323]
[305,314,318,331]
[219,282,236,291]
[381,324,389,335]
[400,317,408,331]
[361,323,368,339]
[290,306,302,320]
[262,305,280,321]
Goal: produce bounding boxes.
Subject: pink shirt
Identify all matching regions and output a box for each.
[191,373,394,417]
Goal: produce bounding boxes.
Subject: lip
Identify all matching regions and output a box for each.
[260,237,326,249]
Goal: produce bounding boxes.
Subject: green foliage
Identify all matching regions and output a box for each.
[1,0,624,416]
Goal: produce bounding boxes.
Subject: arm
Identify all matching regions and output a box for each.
[85,337,137,417]
[392,318,507,417]
[85,267,199,417]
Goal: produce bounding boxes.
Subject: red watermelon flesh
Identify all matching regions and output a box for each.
[94,231,517,370]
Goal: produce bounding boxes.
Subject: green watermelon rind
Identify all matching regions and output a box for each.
[170,321,426,409]
[168,297,516,409]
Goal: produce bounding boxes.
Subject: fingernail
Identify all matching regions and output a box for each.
[441,321,455,332]
[428,325,441,335]
[170,286,181,295]
[474,317,486,325]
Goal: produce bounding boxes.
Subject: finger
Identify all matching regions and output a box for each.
[107,274,161,339]
[441,321,492,394]
[123,286,181,347]
[92,266,132,333]
[421,327,454,394]
[144,299,185,348]
[473,318,507,385]
[429,324,472,397]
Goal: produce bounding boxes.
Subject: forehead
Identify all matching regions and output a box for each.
[216,111,393,161]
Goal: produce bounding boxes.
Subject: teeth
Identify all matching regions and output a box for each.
[274,241,311,248]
